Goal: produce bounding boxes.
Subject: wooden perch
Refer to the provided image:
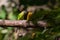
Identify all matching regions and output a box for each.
[0,20,47,27]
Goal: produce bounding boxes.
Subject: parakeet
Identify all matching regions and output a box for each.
[27,11,33,21]
[17,11,26,20]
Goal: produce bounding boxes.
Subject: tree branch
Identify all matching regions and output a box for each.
[0,20,47,27]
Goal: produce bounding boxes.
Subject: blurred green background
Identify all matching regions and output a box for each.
[0,0,60,40]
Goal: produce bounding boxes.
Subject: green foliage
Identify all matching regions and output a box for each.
[0,9,6,19]
[8,12,17,20]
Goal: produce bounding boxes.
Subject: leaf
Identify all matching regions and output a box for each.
[55,14,60,24]
[0,9,6,19]
[8,12,17,20]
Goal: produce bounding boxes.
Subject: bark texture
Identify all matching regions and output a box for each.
[0,20,47,27]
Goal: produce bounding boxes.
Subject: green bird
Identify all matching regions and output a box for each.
[17,11,26,20]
